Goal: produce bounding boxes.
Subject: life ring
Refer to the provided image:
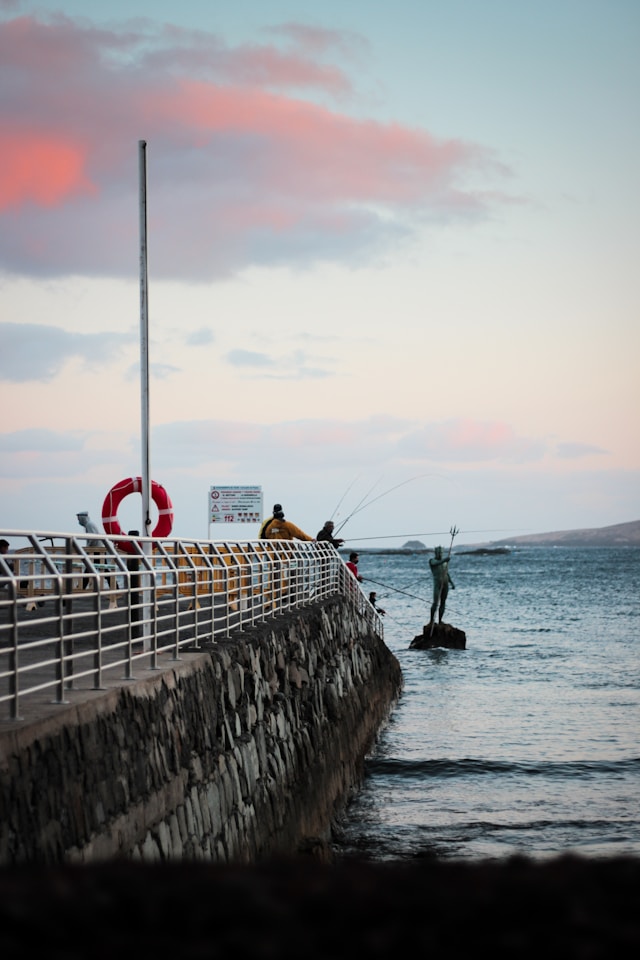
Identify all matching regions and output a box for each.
[102,477,173,553]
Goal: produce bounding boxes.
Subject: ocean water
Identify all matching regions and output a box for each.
[334,546,640,862]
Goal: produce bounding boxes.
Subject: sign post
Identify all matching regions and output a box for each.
[208,486,263,538]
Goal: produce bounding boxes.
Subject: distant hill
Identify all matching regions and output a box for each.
[401,540,427,550]
[471,520,640,548]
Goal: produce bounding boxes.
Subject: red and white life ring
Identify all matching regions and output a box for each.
[102,477,173,553]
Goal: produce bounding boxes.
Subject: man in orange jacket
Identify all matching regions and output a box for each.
[264,509,313,541]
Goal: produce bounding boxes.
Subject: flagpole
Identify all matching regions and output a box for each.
[138,140,151,541]
[138,140,153,649]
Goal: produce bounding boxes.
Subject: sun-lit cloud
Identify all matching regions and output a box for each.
[0,129,96,210]
[0,12,510,281]
[1,2,635,542]
[266,21,368,64]
[396,419,546,464]
[0,413,591,477]
[147,416,546,469]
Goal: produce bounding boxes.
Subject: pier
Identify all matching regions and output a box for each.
[0,530,401,865]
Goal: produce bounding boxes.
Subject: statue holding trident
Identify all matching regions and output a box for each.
[429,526,458,635]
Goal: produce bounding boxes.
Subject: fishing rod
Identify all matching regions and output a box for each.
[333,476,383,535]
[329,475,361,523]
[334,473,439,537]
[366,574,461,626]
[364,575,427,603]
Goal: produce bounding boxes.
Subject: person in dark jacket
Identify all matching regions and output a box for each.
[316,521,344,548]
[369,591,385,616]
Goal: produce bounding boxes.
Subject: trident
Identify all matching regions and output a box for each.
[447,525,459,559]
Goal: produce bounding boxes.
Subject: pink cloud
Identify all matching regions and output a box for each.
[0,13,510,280]
[148,80,478,206]
[0,128,96,209]
[149,415,549,473]
[397,420,545,464]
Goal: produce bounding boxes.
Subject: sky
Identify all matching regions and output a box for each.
[1,0,639,549]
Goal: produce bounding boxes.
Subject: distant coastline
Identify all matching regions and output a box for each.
[340,520,640,554]
[477,519,640,549]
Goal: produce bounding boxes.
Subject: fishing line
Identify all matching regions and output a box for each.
[335,473,439,536]
[364,575,427,603]
[366,577,462,627]
[329,475,361,523]
[345,531,452,542]
[334,476,384,535]
[344,528,525,542]
[379,610,404,627]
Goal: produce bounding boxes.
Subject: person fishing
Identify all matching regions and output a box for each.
[264,508,313,542]
[346,552,363,583]
[316,520,344,548]
[260,504,283,539]
[77,511,101,543]
[77,510,103,591]
[428,545,455,626]
[369,591,386,616]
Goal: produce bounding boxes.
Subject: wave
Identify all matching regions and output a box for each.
[364,756,640,780]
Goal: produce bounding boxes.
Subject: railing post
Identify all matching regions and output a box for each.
[127,532,142,646]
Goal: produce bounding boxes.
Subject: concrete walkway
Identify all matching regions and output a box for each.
[0,594,207,729]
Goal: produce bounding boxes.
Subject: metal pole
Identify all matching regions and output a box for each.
[139,140,152,648]
[138,140,152,541]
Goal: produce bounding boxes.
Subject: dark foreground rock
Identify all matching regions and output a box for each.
[0,856,638,956]
[410,621,467,649]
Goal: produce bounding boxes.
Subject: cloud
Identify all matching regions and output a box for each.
[225,347,334,379]
[226,349,275,368]
[395,419,546,464]
[150,415,545,469]
[0,427,86,453]
[0,426,121,479]
[0,417,630,540]
[186,327,215,346]
[555,441,608,459]
[0,13,511,282]
[0,321,129,382]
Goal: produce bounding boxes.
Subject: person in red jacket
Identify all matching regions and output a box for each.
[264,509,313,542]
[346,552,363,582]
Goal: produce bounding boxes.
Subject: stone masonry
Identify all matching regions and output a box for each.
[0,595,402,865]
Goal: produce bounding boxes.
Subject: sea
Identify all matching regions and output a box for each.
[333,545,640,863]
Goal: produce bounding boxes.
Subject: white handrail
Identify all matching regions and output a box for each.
[0,531,383,722]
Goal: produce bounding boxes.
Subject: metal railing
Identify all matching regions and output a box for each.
[0,530,383,722]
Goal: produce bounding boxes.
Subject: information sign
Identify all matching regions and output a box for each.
[209,485,263,524]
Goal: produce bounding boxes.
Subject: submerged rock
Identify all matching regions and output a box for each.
[410,622,466,650]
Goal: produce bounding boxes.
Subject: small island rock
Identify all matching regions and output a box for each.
[410,622,466,650]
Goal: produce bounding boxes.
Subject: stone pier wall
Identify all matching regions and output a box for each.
[0,596,402,865]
